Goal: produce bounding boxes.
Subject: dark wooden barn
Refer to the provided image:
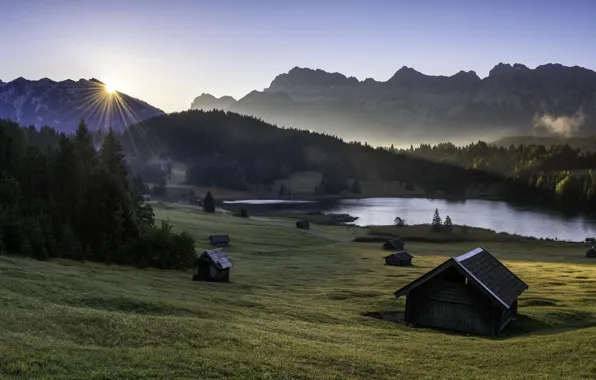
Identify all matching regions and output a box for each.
[193,249,232,282]
[383,238,404,251]
[296,220,310,229]
[209,234,230,246]
[586,247,596,258]
[394,247,528,336]
[384,251,413,266]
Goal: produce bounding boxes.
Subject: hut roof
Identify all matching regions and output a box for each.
[200,249,233,269]
[384,250,413,260]
[384,239,404,249]
[209,234,230,243]
[394,247,528,309]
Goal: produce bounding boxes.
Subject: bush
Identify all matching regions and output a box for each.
[394,216,406,227]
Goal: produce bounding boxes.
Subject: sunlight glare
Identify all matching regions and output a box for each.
[105,83,116,94]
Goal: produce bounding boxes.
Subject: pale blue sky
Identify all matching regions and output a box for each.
[1,0,595,112]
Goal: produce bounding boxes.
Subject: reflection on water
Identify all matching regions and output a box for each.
[224,198,596,242]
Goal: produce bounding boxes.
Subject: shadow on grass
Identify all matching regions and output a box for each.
[362,309,596,339]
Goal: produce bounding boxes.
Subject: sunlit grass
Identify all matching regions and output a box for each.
[0,203,595,379]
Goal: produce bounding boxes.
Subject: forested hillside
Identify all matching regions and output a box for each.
[404,141,596,210]
[0,119,195,267]
[122,110,584,210]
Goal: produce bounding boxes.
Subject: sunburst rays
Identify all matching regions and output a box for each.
[66,80,163,159]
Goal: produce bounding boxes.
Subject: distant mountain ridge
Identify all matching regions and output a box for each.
[191,63,596,144]
[0,77,164,133]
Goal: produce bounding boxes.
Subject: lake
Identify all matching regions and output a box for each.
[223,197,596,242]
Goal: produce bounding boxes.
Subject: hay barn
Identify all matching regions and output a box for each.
[384,251,413,266]
[394,247,528,336]
[383,238,404,251]
[193,249,232,282]
[209,234,230,246]
[296,220,310,229]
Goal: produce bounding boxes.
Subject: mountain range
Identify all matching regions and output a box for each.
[0,77,164,133]
[191,63,596,144]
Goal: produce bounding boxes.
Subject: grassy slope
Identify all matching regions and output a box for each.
[1,204,596,379]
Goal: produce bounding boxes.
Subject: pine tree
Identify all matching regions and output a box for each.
[444,215,453,233]
[57,223,81,259]
[431,208,442,232]
[203,191,215,213]
[100,129,128,184]
[74,120,97,172]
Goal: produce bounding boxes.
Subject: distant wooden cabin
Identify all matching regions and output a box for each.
[209,234,230,246]
[384,251,413,266]
[586,247,596,258]
[383,238,404,251]
[296,220,310,229]
[586,238,596,245]
[193,249,232,282]
[394,247,528,336]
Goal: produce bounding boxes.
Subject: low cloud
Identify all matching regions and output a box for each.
[533,111,585,137]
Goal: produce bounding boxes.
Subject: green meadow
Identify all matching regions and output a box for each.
[1,203,596,379]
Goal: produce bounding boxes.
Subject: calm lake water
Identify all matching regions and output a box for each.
[223,197,596,242]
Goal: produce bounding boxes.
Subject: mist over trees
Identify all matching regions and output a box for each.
[121,110,590,211]
[0,119,196,268]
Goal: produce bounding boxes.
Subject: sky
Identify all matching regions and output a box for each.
[1,0,595,113]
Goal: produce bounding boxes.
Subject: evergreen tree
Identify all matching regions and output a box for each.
[431,208,442,232]
[444,215,453,232]
[278,184,286,197]
[203,191,215,213]
[101,129,128,184]
[57,223,81,259]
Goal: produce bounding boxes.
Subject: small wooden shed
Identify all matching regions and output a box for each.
[586,247,596,258]
[394,247,528,336]
[209,234,230,246]
[384,251,413,266]
[383,238,404,251]
[296,220,310,229]
[193,249,232,282]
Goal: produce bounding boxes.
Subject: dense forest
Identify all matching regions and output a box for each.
[0,118,196,267]
[122,110,579,209]
[402,141,596,211]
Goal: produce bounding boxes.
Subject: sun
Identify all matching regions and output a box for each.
[105,83,116,94]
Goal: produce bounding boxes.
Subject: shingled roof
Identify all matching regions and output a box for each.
[199,249,233,269]
[383,239,404,250]
[384,250,414,260]
[395,247,528,309]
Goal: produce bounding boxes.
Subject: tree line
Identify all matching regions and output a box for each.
[123,110,557,205]
[399,141,596,210]
[0,118,196,268]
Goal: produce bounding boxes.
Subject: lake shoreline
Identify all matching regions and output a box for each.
[217,197,596,242]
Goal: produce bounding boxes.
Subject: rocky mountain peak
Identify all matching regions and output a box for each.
[0,77,164,133]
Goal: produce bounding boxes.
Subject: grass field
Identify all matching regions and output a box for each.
[1,203,596,379]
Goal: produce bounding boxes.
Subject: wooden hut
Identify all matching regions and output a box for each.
[383,238,404,251]
[296,220,310,229]
[384,251,413,266]
[193,249,232,282]
[394,247,528,336]
[586,247,596,258]
[209,234,230,246]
